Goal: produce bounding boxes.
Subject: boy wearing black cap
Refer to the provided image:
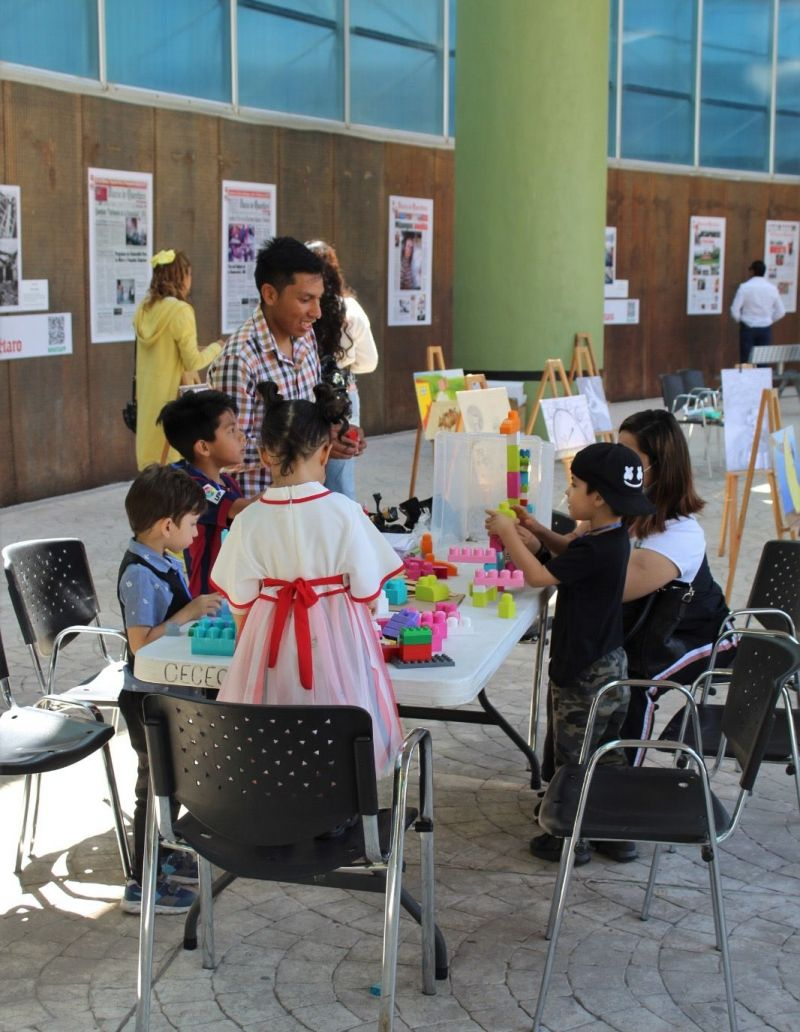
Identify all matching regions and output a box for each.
[486,442,655,866]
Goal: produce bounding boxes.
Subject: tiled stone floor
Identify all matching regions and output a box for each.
[2,394,799,1031]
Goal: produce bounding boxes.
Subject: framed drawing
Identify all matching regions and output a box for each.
[540,395,595,458]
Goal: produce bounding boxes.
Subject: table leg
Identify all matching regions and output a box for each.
[528,588,551,754]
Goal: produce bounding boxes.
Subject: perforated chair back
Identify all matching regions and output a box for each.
[720,633,800,790]
[144,695,380,846]
[551,511,577,536]
[679,368,705,393]
[745,539,800,633]
[3,538,101,656]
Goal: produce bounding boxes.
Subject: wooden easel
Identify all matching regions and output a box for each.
[524,358,572,436]
[409,345,446,498]
[464,373,488,391]
[568,333,600,381]
[723,388,787,599]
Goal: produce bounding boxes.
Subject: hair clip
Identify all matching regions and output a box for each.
[150,249,176,268]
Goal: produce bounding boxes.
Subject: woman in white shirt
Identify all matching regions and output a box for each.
[306,240,379,501]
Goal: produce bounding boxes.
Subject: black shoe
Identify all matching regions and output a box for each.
[592,840,639,863]
[529,832,591,866]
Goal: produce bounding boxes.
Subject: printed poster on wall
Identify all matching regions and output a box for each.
[764,220,799,315]
[604,227,616,285]
[388,195,433,326]
[88,168,153,343]
[221,180,276,333]
[687,215,726,315]
[0,185,22,311]
[0,312,72,361]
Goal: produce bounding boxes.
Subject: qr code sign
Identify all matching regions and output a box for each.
[47,314,66,351]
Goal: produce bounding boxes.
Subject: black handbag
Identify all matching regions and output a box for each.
[122,341,137,432]
[622,580,695,679]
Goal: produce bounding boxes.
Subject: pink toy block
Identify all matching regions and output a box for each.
[474,568,525,591]
[447,546,497,564]
[435,602,459,619]
[506,472,521,496]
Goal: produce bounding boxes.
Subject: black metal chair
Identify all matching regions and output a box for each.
[135,696,444,1032]
[550,511,577,536]
[661,540,800,808]
[2,538,127,710]
[0,626,131,878]
[531,631,800,1032]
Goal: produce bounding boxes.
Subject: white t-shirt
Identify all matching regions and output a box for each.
[339,296,378,374]
[730,275,785,327]
[632,515,706,584]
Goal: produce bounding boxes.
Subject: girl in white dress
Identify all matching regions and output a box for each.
[211,381,404,775]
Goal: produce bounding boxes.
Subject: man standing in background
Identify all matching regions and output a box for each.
[730,259,786,363]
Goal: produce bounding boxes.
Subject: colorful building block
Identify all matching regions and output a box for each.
[471,584,488,608]
[189,616,236,656]
[498,593,517,619]
[384,577,408,605]
[382,608,421,640]
[474,569,525,591]
[420,532,433,556]
[400,626,433,645]
[435,601,459,619]
[447,615,473,635]
[414,575,449,603]
[389,653,455,670]
[447,546,497,564]
[400,642,433,662]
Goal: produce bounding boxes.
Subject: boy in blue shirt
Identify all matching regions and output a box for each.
[158,389,252,595]
[118,464,221,913]
[486,442,655,867]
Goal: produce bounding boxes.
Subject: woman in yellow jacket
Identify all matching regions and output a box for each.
[133,249,223,469]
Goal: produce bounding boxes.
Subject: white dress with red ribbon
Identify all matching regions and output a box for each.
[211,482,405,776]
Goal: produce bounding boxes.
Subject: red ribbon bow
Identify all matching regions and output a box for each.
[263,576,341,690]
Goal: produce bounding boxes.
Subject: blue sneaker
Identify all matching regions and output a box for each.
[161,850,199,884]
[120,879,196,915]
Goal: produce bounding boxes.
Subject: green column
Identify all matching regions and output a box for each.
[454,0,610,379]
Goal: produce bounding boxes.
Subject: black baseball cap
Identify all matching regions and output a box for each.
[571,442,656,516]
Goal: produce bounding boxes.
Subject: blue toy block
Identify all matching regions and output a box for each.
[384,577,408,605]
[189,615,237,656]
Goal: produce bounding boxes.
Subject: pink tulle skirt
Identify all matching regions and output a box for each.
[217,593,403,777]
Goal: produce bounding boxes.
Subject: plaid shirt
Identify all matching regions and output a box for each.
[207,305,321,494]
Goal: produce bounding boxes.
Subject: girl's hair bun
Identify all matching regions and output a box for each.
[313,381,351,425]
[256,380,283,409]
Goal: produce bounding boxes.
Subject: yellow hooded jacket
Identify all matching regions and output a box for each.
[133,297,222,469]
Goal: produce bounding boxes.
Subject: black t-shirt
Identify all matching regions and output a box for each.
[546,525,629,685]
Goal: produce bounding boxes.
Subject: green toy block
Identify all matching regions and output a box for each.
[498,593,517,619]
[400,626,433,645]
[414,574,449,602]
[471,586,488,607]
[506,444,520,472]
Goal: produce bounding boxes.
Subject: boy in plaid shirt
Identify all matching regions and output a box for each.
[208,236,360,495]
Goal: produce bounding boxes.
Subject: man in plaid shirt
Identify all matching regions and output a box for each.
[208,236,358,495]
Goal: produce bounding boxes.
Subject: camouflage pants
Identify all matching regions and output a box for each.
[550,647,629,771]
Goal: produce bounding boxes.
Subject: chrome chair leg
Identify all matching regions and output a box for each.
[419,739,436,996]
[135,793,160,1032]
[707,844,738,1032]
[101,744,132,880]
[534,835,580,1032]
[199,857,216,970]
[15,773,34,873]
[380,810,407,1032]
[641,843,663,920]
[29,772,42,857]
[545,838,572,940]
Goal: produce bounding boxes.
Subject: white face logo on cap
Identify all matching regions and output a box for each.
[624,464,643,488]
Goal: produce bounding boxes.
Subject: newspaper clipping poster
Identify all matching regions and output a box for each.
[687,215,726,315]
[221,180,276,333]
[0,185,22,311]
[388,196,433,326]
[764,220,799,315]
[88,168,153,343]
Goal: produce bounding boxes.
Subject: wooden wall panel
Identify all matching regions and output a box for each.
[605,168,800,400]
[4,83,88,501]
[82,95,154,486]
[154,110,220,348]
[0,83,15,507]
[278,129,335,244]
[332,136,385,435]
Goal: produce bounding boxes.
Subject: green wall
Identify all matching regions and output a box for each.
[454,0,610,378]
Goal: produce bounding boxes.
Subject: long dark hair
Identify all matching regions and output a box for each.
[257,381,350,477]
[619,409,705,537]
[305,240,352,364]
